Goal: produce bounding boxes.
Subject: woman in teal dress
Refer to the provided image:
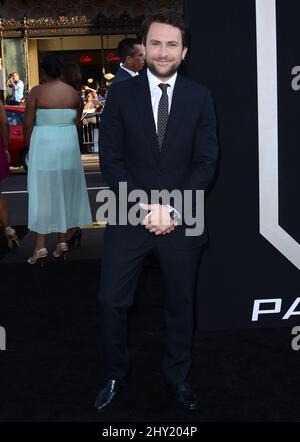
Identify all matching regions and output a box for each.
[24,53,92,264]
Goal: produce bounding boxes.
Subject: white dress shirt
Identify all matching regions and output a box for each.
[146,68,180,219]
[147,68,177,131]
[120,63,139,77]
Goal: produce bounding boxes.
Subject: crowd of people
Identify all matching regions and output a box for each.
[0,65,107,115]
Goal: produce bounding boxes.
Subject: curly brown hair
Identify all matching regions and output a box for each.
[142,10,188,47]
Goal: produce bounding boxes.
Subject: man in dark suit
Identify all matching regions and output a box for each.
[110,38,145,85]
[95,11,218,412]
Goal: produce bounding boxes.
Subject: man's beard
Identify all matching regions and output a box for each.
[146,59,181,79]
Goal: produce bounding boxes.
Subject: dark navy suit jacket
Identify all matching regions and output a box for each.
[100,71,218,249]
[110,67,133,85]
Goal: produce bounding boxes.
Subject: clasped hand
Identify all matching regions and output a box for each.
[140,202,177,235]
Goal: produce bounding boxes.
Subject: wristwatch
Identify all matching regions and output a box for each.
[166,205,180,220]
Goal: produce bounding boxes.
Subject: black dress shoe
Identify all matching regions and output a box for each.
[94,378,123,411]
[167,382,199,411]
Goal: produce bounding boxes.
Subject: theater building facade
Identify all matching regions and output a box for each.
[0,0,182,94]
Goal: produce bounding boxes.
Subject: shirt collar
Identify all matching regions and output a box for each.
[147,68,177,92]
[120,63,138,77]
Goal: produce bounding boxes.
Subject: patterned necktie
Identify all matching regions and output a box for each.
[157,83,170,151]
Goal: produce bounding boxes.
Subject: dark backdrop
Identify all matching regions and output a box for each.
[184,0,300,329]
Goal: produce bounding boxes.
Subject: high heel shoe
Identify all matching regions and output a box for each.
[53,242,69,259]
[4,226,21,249]
[27,248,48,266]
[66,228,82,248]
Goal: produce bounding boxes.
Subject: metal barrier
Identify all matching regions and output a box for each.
[80,111,101,154]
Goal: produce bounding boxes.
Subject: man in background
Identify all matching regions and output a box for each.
[6,72,24,105]
[111,38,145,84]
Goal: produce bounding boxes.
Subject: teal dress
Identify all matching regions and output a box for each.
[28,109,92,234]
